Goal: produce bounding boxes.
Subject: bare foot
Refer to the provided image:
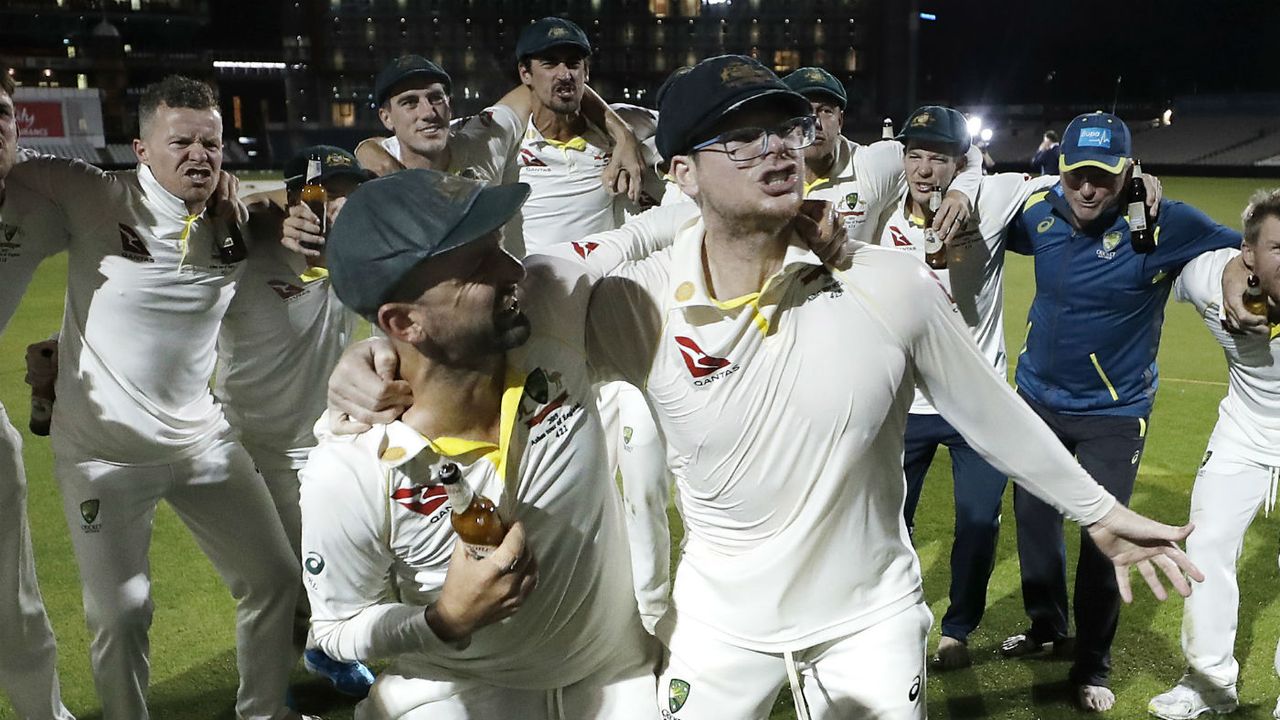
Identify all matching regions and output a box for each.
[1078,684,1115,712]
[930,635,971,671]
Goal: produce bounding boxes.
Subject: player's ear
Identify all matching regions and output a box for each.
[671,154,699,199]
[378,106,394,132]
[377,303,424,344]
[132,138,148,165]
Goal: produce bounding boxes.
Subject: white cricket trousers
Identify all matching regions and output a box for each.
[353,624,657,720]
[0,403,74,720]
[54,436,301,720]
[597,381,671,631]
[1181,447,1280,690]
[657,602,931,719]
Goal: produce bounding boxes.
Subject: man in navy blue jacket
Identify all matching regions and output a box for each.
[1000,112,1245,712]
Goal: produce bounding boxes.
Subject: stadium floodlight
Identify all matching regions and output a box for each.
[1162,108,1173,126]
[980,128,993,143]
[919,12,937,21]
[966,115,983,137]
[213,61,288,70]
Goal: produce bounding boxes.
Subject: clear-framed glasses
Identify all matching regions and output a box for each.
[691,115,817,161]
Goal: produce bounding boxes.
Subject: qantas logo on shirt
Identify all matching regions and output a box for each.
[0,222,18,244]
[267,280,307,300]
[519,367,583,444]
[391,484,450,517]
[571,241,600,259]
[519,149,548,167]
[675,336,731,378]
[889,226,913,247]
[119,224,154,263]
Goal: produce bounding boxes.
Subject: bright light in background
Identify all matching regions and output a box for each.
[980,128,993,143]
[919,12,937,21]
[213,60,287,69]
[966,116,983,137]
[1162,108,1173,126]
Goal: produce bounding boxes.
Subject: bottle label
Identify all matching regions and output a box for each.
[923,230,944,255]
[463,543,499,561]
[1127,202,1147,231]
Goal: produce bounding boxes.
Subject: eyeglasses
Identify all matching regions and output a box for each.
[691,115,817,161]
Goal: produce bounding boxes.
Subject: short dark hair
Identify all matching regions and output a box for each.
[138,75,219,136]
[0,72,14,97]
[1243,188,1280,246]
[1044,129,1060,142]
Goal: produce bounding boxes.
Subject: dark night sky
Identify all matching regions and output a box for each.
[916,0,1275,106]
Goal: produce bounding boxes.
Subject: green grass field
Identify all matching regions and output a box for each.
[1,176,1277,719]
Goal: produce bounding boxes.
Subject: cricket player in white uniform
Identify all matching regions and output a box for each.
[0,74,75,720]
[302,169,663,719]
[781,66,982,246]
[593,56,1198,720]
[879,106,1057,670]
[216,145,375,696]
[1149,190,1280,720]
[329,56,1203,720]
[7,76,308,720]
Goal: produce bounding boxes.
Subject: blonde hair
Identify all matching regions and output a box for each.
[1242,188,1280,246]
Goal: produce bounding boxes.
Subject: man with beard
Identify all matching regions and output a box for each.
[300,169,658,719]
[328,57,1204,720]
[8,75,306,720]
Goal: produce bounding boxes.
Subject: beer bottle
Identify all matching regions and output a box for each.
[439,463,507,560]
[29,344,55,437]
[213,215,248,264]
[924,185,947,270]
[1127,160,1156,254]
[299,154,328,251]
[1243,274,1269,317]
[882,117,894,140]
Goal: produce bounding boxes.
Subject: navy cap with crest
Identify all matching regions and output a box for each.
[374,55,452,107]
[516,17,592,61]
[327,169,530,320]
[782,67,848,110]
[655,54,811,161]
[895,105,971,155]
[283,145,372,194]
[1059,112,1132,174]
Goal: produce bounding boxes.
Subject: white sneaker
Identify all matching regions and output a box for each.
[1147,681,1238,720]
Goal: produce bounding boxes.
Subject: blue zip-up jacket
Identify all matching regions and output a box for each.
[1008,183,1240,417]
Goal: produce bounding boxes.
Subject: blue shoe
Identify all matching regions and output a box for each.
[303,648,375,698]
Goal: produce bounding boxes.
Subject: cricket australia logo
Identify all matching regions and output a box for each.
[1097,230,1123,260]
[674,335,738,387]
[519,367,582,445]
[80,499,102,533]
[119,223,154,262]
[668,678,690,713]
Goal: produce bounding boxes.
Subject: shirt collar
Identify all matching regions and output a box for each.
[137,163,199,220]
[524,116,609,151]
[668,218,825,310]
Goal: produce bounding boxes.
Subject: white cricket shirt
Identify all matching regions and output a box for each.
[10,158,244,464]
[586,221,1115,651]
[880,172,1057,414]
[299,253,641,689]
[806,138,985,245]
[215,237,356,471]
[0,181,68,335]
[1175,247,1280,464]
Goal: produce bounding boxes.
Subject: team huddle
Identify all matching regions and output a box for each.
[2,14,1279,720]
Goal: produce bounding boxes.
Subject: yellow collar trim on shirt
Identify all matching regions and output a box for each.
[418,364,526,482]
[544,136,589,153]
[177,213,199,267]
[907,213,926,228]
[1271,323,1280,341]
[299,267,329,283]
[802,176,829,196]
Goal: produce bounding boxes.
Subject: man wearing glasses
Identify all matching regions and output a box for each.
[583,56,1201,719]
[329,57,1204,719]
